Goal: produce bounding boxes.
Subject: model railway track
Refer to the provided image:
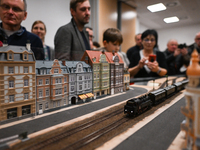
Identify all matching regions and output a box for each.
[62,117,129,150]
[10,109,124,150]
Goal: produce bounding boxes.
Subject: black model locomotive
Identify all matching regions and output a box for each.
[124,79,188,116]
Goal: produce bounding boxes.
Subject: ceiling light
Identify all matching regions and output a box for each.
[164,16,179,23]
[147,3,166,12]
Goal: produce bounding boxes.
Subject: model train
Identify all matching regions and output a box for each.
[124,79,188,116]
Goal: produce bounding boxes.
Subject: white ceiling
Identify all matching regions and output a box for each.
[122,0,200,29]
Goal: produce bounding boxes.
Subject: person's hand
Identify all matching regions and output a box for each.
[146,61,159,72]
[180,48,188,56]
[137,57,147,69]
[174,48,180,57]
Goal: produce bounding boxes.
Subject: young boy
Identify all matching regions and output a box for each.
[100,28,129,68]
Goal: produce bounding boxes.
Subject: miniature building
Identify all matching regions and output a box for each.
[65,61,93,104]
[82,50,128,97]
[36,59,69,114]
[36,60,93,113]
[0,45,36,121]
[82,50,110,98]
[181,49,200,150]
[105,51,124,94]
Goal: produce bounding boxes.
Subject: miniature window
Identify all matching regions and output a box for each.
[88,81,90,88]
[39,79,43,85]
[39,90,43,97]
[79,84,82,90]
[97,73,99,79]
[24,79,29,86]
[64,99,66,105]
[55,78,58,83]
[71,86,74,91]
[24,93,29,100]
[45,79,49,85]
[189,97,193,111]
[9,95,14,102]
[24,67,28,73]
[53,102,56,108]
[85,82,87,89]
[46,89,49,96]
[9,80,14,88]
[8,53,14,60]
[59,78,62,83]
[97,66,100,70]
[57,101,60,107]
[23,53,28,60]
[54,69,58,74]
[8,67,14,74]
[79,76,82,80]
[64,77,67,83]
[64,86,67,93]
[45,103,48,109]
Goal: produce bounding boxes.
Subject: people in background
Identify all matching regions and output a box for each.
[86,26,94,49]
[0,0,44,60]
[163,39,180,75]
[54,0,91,61]
[93,41,100,49]
[188,32,200,55]
[126,33,142,62]
[97,28,129,68]
[177,43,190,75]
[128,29,167,78]
[31,20,54,60]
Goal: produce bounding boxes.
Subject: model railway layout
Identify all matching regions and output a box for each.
[5,77,187,150]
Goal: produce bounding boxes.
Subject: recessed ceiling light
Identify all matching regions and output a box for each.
[164,16,179,23]
[147,3,166,12]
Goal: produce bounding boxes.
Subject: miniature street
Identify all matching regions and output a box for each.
[0,86,147,149]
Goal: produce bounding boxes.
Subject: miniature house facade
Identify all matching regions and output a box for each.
[36,60,69,114]
[181,50,200,150]
[65,61,93,104]
[81,50,110,98]
[0,46,36,121]
[105,51,124,95]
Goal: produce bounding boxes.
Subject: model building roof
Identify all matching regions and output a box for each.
[104,51,124,64]
[65,61,92,73]
[83,50,109,63]
[0,45,35,62]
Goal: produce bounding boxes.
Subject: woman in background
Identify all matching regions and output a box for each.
[31,20,54,60]
[128,29,167,78]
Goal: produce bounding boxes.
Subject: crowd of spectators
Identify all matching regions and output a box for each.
[0,0,198,79]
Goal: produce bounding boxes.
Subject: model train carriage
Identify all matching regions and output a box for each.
[173,82,182,91]
[148,89,166,105]
[181,79,189,88]
[163,85,176,98]
[124,96,152,116]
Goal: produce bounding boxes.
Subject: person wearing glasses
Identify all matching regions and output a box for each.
[0,0,44,60]
[54,0,91,61]
[31,20,54,61]
[128,29,167,78]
